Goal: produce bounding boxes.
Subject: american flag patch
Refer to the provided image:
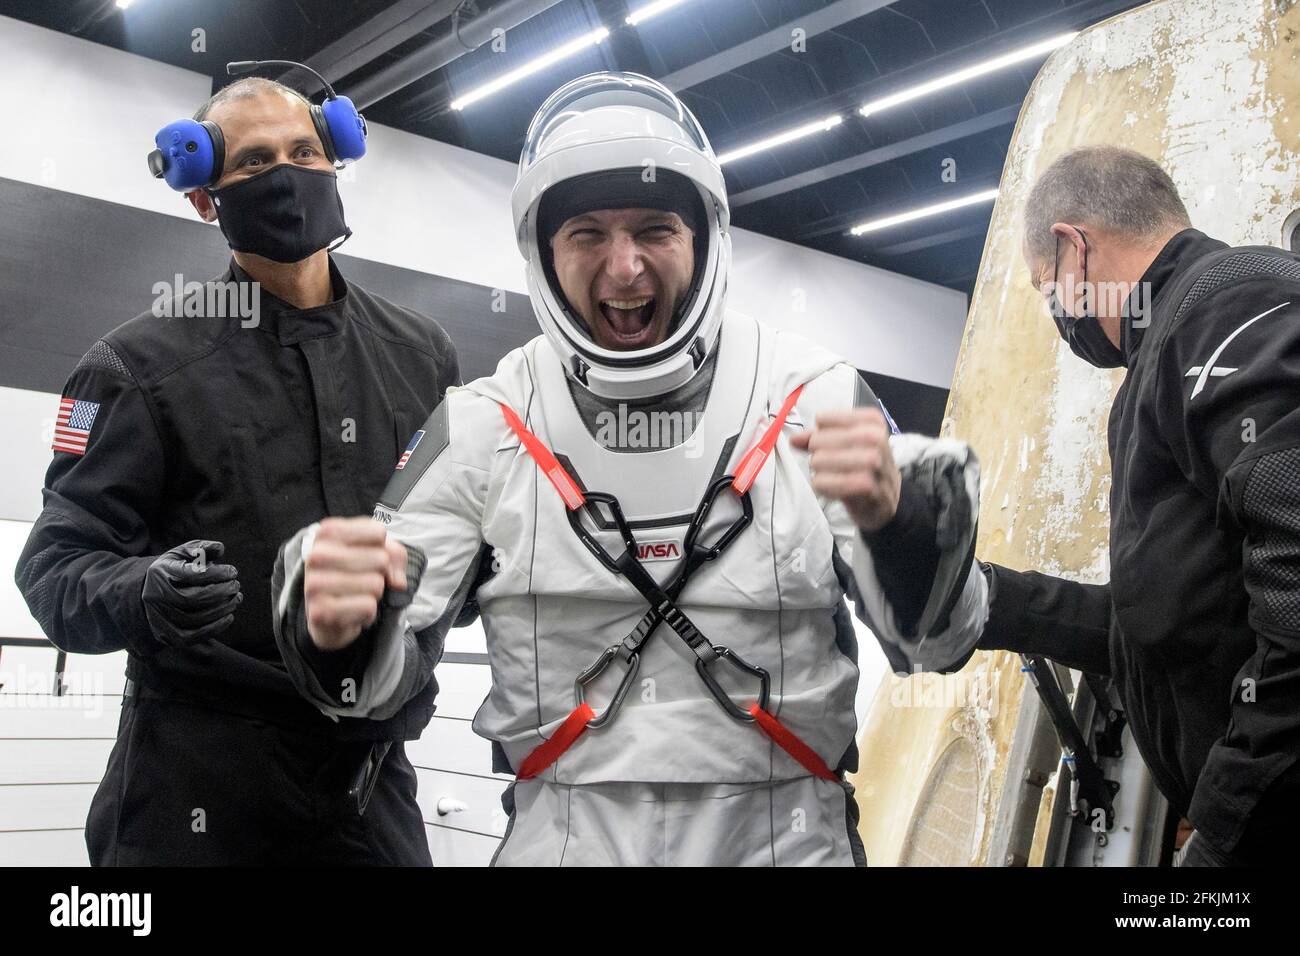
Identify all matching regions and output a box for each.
[396,430,425,470]
[879,400,901,436]
[53,397,101,456]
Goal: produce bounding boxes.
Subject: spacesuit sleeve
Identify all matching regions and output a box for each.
[798,363,989,674]
[271,388,494,721]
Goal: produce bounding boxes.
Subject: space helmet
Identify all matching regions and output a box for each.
[511,72,731,400]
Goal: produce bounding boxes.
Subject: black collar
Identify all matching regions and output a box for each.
[225,256,351,344]
[1122,228,1229,363]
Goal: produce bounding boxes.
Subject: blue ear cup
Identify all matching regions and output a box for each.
[149,60,367,190]
[318,95,367,163]
[147,119,225,191]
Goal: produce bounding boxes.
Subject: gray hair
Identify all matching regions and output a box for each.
[1023,146,1191,264]
[193,76,311,123]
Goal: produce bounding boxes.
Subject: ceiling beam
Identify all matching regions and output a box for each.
[344,0,567,110]
[729,103,1018,208]
[279,0,462,96]
[873,223,989,255]
[659,0,898,92]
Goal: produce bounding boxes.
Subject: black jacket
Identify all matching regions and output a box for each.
[15,257,458,741]
[980,229,1300,859]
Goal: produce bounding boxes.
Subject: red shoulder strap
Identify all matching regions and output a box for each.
[499,402,586,510]
[499,383,805,501]
[731,384,804,493]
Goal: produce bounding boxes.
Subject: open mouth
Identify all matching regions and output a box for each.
[598,296,657,347]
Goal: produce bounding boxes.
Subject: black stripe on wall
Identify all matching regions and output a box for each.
[0,176,949,432]
[861,369,949,437]
[0,176,536,393]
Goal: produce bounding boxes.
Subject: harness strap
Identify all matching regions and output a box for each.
[749,704,838,782]
[732,384,803,494]
[505,385,837,784]
[500,403,585,510]
[517,703,595,781]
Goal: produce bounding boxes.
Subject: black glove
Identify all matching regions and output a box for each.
[142,540,242,647]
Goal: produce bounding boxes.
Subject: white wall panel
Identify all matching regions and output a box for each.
[0,697,120,738]
[0,645,58,695]
[425,823,500,867]
[0,739,114,785]
[0,828,89,866]
[0,783,98,832]
[62,651,129,698]
[431,661,491,720]
[0,18,211,218]
[406,715,504,779]
[415,768,509,840]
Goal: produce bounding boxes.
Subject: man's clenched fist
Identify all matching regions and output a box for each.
[304,517,409,652]
[790,408,901,532]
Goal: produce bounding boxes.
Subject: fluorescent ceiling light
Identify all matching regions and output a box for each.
[450,26,611,111]
[858,32,1077,118]
[716,114,843,165]
[626,0,690,26]
[115,0,135,8]
[849,188,999,236]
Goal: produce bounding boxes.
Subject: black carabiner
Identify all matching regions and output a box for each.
[694,645,771,722]
[572,589,677,727]
[566,477,772,728]
[574,643,641,729]
[566,491,638,574]
[681,474,754,563]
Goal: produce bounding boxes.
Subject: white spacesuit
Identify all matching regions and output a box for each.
[272,73,987,865]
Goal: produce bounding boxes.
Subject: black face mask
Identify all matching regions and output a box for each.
[1046,230,1126,368]
[208,164,352,264]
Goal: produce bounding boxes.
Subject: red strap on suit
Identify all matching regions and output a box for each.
[504,388,836,784]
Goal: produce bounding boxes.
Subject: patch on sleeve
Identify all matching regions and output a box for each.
[378,400,450,512]
[52,397,101,456]
[853,372,900,434]
[879,401,900,435]
[396,430,425,470]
